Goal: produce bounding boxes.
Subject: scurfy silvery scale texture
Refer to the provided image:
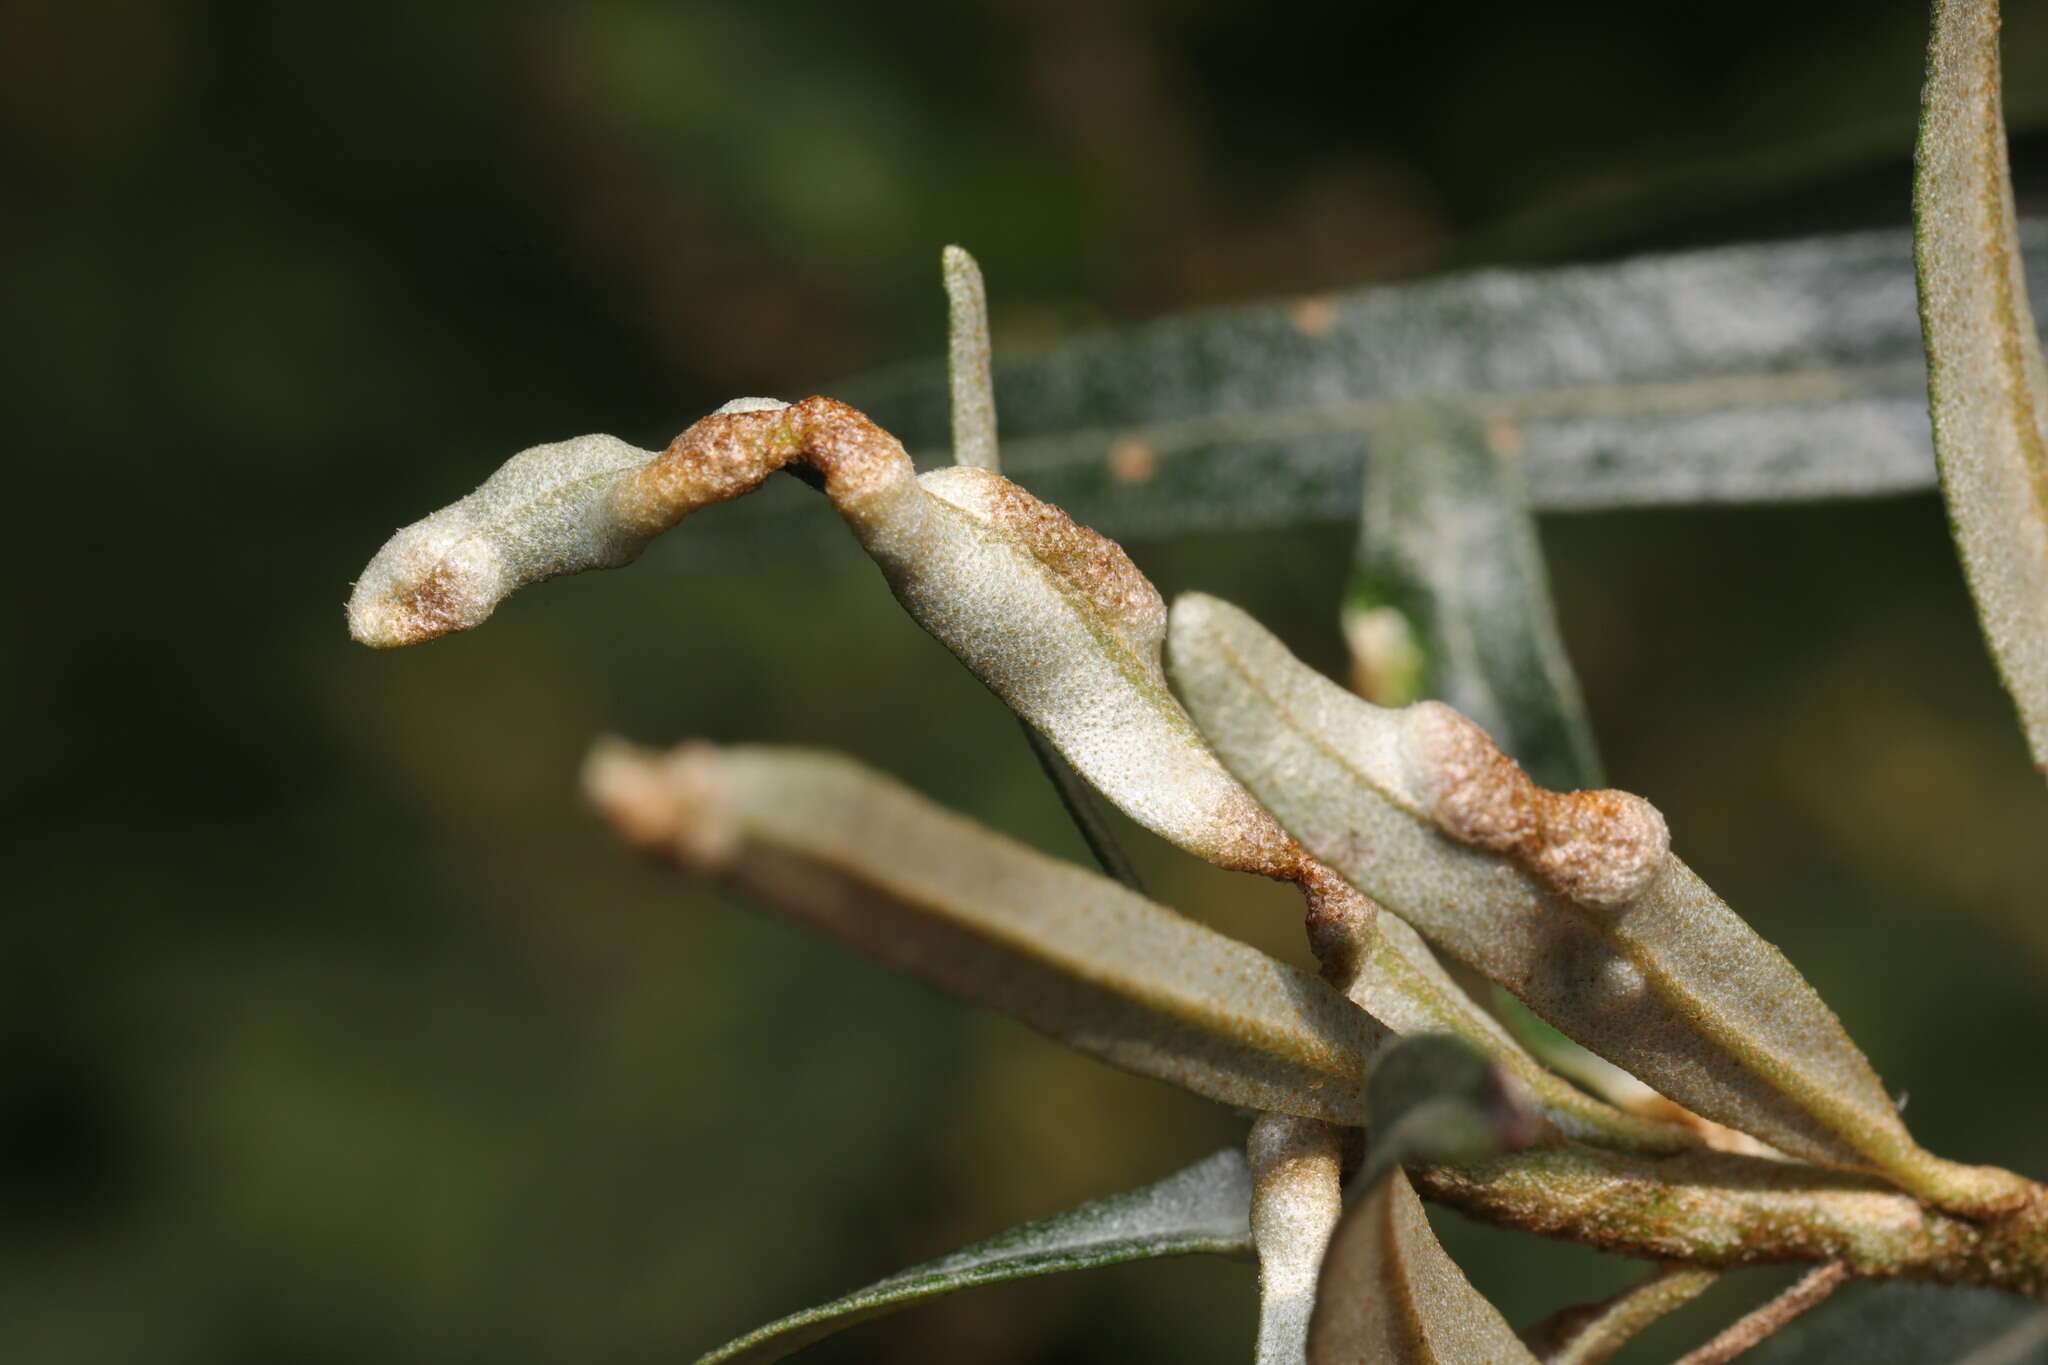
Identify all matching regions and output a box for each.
[344,1,2048,1352]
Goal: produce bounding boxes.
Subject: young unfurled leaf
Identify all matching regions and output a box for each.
[1307,1035,1544,1365]
[583,739,1389,1124]
[1248,1115,1345,1365]
[942,244,1000,472]
[693,1148,1253,1365]
[1166,592,2031,1214]
[1915,0,2048,772]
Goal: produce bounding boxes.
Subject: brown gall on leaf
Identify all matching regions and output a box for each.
[618,394,918,538]
[915,464,1167,667]
[1404,701,1670,911]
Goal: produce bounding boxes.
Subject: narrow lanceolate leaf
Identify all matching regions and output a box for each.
[942,244,1000,471]
[1345,401,1600,793]
[805,226,2048,554]
[351,395,1316,887]
[583,739,1389,1124]
[693,1148,1253,1365]
[1248,1115,1345,1365]
[1167,593,2033,1215]
[1916,0,2048,771]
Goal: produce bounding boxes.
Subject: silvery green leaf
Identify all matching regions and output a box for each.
[1166,592,2031,1214]
[1248,1115,1345,1365]
[1344,402,1599,791]
[583,739,1389,1124]
[1915,0,2048,771]
[942,244,1000,471]
[347,431,661,647]
[807,225,2048,550]
[693,1149,1252,1365]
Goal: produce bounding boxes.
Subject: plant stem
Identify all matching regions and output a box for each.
[1671,1262,1850,1365]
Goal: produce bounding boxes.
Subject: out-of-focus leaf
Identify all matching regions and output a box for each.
[1915,0,2048,772]
[1344,401,1598,792]
[811,225,2048,549]
[1524,1266,1720,1365]
[1342,400,1667,1119]
[693,1148,1253,1365]
[1307,1035,1543,1365]
[1166,593,2031,1214]
[1742,1280,2048,1365]
[583,739,1389,1124]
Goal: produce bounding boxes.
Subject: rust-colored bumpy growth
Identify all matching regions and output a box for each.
[974,474,1165,640]
[1407,701,1670,911]
[618,395,917,537]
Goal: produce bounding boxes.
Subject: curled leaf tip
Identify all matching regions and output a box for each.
[1403,700,1669,912]
[582,738,740,871]
[345,431,659,648]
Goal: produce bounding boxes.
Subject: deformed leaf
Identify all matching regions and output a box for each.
[942,243,1000,471]
[1341,400,1671,1121]
[1915,0,2048,771]
[583,739,1389,1124]
[1166,592,2031,1214]
[351,396,1683,1155]
[693,1148,1253,1365]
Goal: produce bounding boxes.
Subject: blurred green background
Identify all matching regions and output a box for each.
[9,1,2048,1360]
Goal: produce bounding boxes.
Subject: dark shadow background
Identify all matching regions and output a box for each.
[8,1,2048,1360]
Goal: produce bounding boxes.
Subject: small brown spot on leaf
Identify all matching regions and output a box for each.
[1484,415,1525,458]
[1289,295,1339,338]
[1107,437,1158,484]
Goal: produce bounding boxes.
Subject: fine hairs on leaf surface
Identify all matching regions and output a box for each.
[689,1148,1254,1365]
[1164,590,2030,1216]
[1915,0,2048,773]
[344,3,2048,1355]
